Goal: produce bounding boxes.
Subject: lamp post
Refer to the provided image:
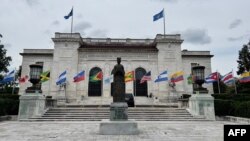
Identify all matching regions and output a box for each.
[26,64,43,93]
[192,65,208,94]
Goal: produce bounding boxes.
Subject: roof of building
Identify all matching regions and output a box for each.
[20,49,54,56]
[182,50,213,57]
[20,33,213,58]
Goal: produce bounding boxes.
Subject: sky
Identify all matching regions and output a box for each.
[0,0,249,75]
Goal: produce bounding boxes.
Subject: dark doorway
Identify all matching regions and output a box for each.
[88,67,102,96]
[134,67,148,96]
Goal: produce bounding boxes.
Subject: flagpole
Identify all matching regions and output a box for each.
[134,71,136,97]
[217,70,221,94]
[71,7,74,34]
[12,68,16,94]
[232,69,238,94]
[163,8,166,36]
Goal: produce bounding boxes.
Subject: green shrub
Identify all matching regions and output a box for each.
[233,101,250,118]
[0,94,20,100]
[212,94,250,101]
[0,99,6,116]
[214,99,250,118]
[214,100,234,116]
[0,94,20,116]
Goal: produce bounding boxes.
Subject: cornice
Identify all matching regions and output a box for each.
[52,38,83,44]
[182,54,214,58]
[155,39,184,44]
[20,53,53,56]
[78,48,158,53]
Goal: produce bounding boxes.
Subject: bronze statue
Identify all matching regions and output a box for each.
[111,57,125,102]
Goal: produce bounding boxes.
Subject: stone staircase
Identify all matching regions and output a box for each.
[20,106,207,121]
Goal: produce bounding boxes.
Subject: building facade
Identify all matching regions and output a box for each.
[19,33,213,103]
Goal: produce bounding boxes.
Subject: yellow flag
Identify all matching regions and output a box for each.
[125,71,134,82]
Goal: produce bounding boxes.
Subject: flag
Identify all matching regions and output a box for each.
[221,71,234,84]
[40,71,50,83]
[171,71,184,83]
[239,72,250,83]
[153,9,164,21]
[154,71,168,82]
[140,71,151,84]
[90,71,103,82]
[73,70,85,82]
[64,8,73,19]
[125,71,134,82]
[104,75,114,84]
[205,72,219,83]
[1,70,15,83]
[56,71,67,85]
[19,75,29,83]
[187,74,195,85]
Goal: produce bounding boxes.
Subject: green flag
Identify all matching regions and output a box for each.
[40,71,50,83]
[187,74,193,85]
[89,72,102,82]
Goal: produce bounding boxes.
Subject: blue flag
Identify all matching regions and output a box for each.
[1,70,15,84]
[56,71,67,85]
[154,71,168,82]
[153,9,164,21]
[64,8,73,19]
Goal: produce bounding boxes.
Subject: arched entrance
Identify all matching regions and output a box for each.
[134,67,148,96]
[88,67,102,96]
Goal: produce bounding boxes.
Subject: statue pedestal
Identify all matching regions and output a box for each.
[18,92,46,120]
[100,102,139,135]
[110,102,128,121]
[100,119,139,135]
[188,94,215,120]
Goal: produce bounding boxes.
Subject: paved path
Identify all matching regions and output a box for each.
[0,121,235,141]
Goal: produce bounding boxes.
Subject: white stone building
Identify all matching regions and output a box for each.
[19,33,213,104]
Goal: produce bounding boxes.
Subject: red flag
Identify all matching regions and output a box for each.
[19,75,28,83]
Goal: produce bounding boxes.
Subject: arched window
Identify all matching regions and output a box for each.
[88,67,102,96]
[134,67,148,97]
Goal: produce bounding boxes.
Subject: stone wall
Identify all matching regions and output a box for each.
[182,56,213,94]
[19,51,53,95]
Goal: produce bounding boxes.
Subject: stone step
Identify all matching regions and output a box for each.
[31,117,200,119]
[57,105,178,108]
[25,107,206,121]
[51,108,183,111]
[44,113,191,115]
[42,116,193,118]
[21,118,207,122]
[47,111,187,114]
[49,108,185,110]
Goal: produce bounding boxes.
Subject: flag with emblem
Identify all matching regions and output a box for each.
[40,71,50,83]
[90,71,103,82]
[73,70,85,82]
[125,71,134,82]
[19,75,29,83]
[154,71,168,82]
[171,71,184,83]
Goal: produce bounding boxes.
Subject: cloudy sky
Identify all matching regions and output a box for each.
[0,0,249,75]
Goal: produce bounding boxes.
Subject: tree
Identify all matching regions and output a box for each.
[0,35,12,73]
[213,81,227,94]
[237,41,250,75]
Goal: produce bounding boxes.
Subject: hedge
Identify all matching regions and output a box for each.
[212,93,250,101]
[0,94,20,116]
[213,94,250,118]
